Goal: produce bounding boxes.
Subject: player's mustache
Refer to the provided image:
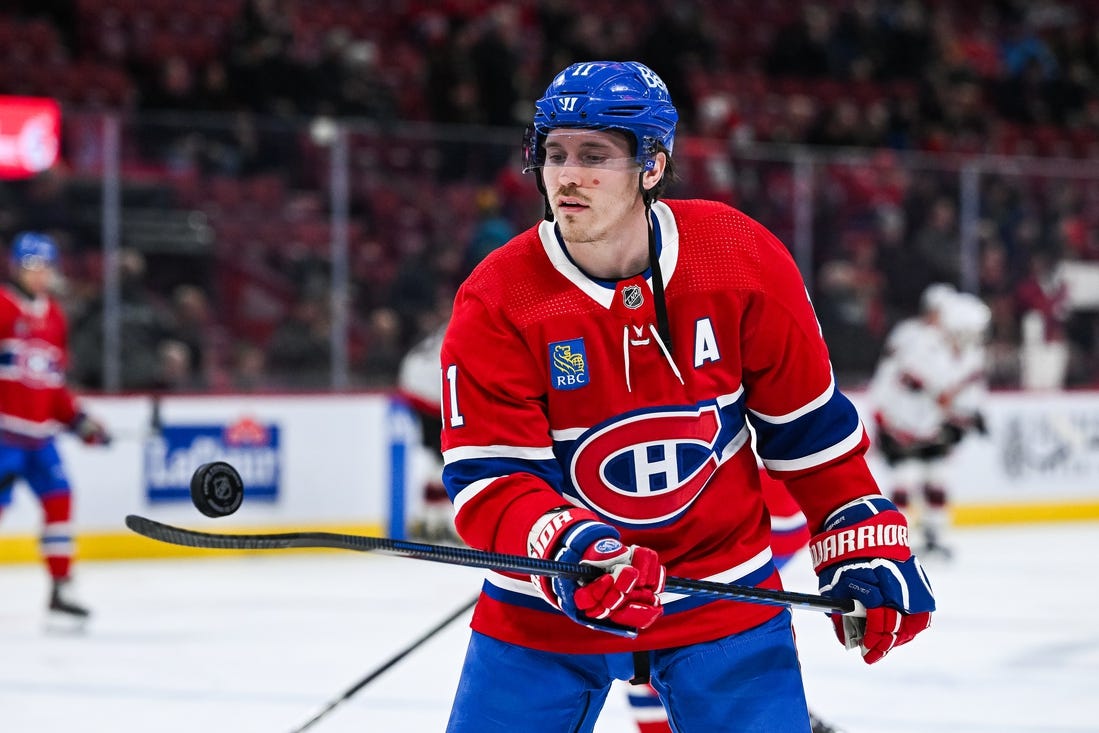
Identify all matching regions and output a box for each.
[553,185,589,204]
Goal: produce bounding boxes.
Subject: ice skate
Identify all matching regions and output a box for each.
[916,526,954,562]
[810,710,844,733]
[918,538,955,561]
[47,578,90,630]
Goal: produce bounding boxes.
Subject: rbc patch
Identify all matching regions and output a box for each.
[549,338,589,391]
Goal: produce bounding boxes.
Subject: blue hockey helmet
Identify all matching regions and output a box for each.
[9,231,59,270]
[523,61,679,174]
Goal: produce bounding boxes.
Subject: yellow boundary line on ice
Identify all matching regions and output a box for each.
[952,500,1099,526]
[2,501,1099,564]
[0,522,385,564]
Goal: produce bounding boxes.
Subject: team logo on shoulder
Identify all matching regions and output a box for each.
[622,285,644,310]
[549,338,589,391]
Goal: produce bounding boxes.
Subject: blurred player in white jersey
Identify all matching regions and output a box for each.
[396,322,457,542]
[883,282,955,356]
[869,288,991,558]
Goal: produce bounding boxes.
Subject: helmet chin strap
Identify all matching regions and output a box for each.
[642,174,672,348]
[536,171,553,222]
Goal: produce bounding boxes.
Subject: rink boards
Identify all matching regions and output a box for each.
[1,389,1098,563]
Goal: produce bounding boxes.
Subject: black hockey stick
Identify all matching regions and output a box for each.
[125,514,859,616]
[288,595,478,733]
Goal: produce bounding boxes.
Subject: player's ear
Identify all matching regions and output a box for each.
[642,152,667,192]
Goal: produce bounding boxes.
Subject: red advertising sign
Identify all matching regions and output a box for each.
[0,96,61,180]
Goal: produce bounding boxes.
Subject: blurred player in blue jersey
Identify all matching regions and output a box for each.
[439,61,934,732]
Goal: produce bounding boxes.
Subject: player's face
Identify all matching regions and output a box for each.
[541,129,644,246]
[17,263,55,297]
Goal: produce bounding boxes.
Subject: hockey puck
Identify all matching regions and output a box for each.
[190,461,245,518]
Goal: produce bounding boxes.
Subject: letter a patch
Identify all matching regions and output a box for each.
[549,338,589,391]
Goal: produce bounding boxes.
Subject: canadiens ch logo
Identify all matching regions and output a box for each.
[549,338,588,391]
[622,285,644,310]
[570,404,744,526]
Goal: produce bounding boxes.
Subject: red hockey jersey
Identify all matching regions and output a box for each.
[0,284,79,443]
[440,199,880,654]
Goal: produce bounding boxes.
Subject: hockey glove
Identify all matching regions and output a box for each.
[811,496,935,664]
[71,413,112,446]
[528,508,665,638]
[951,411,988,437]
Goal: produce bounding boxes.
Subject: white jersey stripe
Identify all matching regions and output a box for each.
[749,373,835,424]
[443,443,556,465]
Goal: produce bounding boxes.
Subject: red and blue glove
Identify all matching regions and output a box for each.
[811,495,935,664]
[528,508,665,638]
[71,413,112,446]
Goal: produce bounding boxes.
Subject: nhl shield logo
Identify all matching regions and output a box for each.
[622,285,644,310]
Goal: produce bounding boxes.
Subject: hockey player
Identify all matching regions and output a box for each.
[0,232,112,623]
[440,61,935,732]
[884,282,956,357]
[396,321,458,542]
[869,289,991,558]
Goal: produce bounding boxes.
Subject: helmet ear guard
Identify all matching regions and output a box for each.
[522,123,542,173]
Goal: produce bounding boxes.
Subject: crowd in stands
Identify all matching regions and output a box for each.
[1,0,1098,391]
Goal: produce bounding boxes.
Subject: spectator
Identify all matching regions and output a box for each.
[167,284,215,389]
[766,3,834,78]
[11,170,75,242]
[138,55,201,112]
[264,294,331,388]
[358,306,405,388]
[68,249,176,390]
[461,187,515,279]
[1015,250,1071,389]
[231,342,269,392]
[470,6,523,128]
[152,338,199,392]
[225,0,301,115]
[911,195,962,285]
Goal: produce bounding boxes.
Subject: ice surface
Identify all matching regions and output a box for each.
[1,522,1097,732]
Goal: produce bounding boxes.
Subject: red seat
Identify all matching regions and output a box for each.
[246,175,287,209]
[23,20,61,60]
[208,177,246,211]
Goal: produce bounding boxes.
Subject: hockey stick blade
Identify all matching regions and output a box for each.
[125,514,858,616]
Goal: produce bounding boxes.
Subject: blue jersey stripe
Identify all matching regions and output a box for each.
[443,455,564,500]
[749,390,861,463]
